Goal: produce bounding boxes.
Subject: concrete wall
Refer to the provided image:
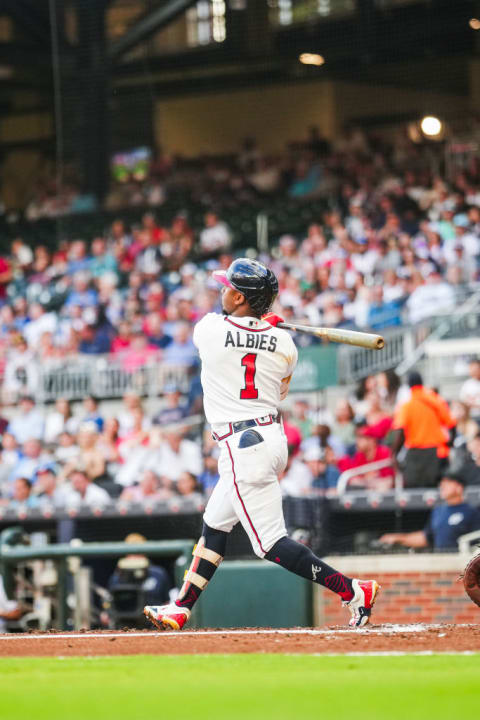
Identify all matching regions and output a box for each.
[155,79,467,156]
[155,81,337,155]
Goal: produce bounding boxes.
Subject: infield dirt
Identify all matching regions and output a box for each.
[0,623,479,656]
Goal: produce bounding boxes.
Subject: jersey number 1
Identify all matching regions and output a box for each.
[240,353,258,399]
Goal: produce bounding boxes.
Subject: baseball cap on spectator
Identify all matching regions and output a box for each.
[356,426,378,438]
[454,215,469,228]
[439,471,467,486]
[36,463,57,477]
[407,371,423,388]
[180,263,197,277]
[304,446,326,462]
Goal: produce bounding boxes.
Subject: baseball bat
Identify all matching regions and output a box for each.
[277,322,385,350]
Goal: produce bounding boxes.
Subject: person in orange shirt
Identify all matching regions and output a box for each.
[392,372,456,488]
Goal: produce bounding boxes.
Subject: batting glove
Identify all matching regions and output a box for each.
[262,312,284,327]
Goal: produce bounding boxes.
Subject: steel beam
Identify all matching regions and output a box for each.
[108,0,198,62]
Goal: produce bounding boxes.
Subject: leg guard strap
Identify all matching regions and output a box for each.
[193,543,223,567]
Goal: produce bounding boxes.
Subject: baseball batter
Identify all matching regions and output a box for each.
[145,259,379,630]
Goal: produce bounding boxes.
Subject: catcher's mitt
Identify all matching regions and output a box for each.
[463,552,480,608]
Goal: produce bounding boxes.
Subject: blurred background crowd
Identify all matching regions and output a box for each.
[0,126,480,512]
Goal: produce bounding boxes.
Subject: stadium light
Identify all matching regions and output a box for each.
[299,53,325,66]
[469,18,480,30]
[420,116,443,138]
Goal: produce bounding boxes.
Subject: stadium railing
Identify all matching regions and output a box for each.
[2,355,192,404]
[339,290,480,383]
[336,458,402,497]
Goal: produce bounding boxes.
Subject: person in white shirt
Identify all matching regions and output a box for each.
[23,303,57,351]
[149,430,202,482]
[63,468,110,507]
[199,212,232,254]
[145,258,379,632]
[406,270,455,324]
[460,359,480,421]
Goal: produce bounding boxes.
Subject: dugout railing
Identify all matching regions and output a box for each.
[0,529,195,630]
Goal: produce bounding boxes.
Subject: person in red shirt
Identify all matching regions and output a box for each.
[337,426,394,491]
[0,256,12,302]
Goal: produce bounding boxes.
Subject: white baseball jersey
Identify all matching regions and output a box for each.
[193,313,298,424]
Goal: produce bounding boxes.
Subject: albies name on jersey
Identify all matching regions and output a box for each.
[225,330,277,353]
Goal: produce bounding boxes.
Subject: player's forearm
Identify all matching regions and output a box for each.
[398,531,428,548]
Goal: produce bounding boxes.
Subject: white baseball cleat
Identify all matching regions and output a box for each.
[344,579,380,628]
[144,603,191,631]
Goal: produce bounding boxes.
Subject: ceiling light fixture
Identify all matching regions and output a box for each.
[299,53,325,66]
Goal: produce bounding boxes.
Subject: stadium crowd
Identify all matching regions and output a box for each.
[0,127,479,511]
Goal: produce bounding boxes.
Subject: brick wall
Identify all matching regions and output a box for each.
[314,554,480,625]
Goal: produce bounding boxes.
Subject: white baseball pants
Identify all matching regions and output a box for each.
[203,422,288,558]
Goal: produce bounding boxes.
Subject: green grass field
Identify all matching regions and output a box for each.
[2,654,478,720]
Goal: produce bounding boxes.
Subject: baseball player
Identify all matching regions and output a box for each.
[145,259,379,630]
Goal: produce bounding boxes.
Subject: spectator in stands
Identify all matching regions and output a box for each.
[362,392,393,441]
[63,467,110,506]
[34,465,69,507]
[3,337,40,400]
[121,332,159,371]
[23,303,57,351]
[44,398,79,444]
[78,311,113,355]
[90,237,118,279]
[120,469,169,503]
[97,418,122,474]
[7,396,44,445]
[0,403,9,437]
[75,422,106,481]
[163,322,197,368]
[376,369,401,412]
[366,285,402,330]
[450,401,478,447]
[405,268,455,324]
[9,438,52,485]
[154,428,202,483]
[153,385,188,426]
[176,471,203,502]
[198,450,219,494]
[459,359,480,422]
[0,252,12,303]
[111,321,133,354]
[337,426,394,491]
[290,399,313,440]
[81,396,104,432]
[67,240,90,276]
[117,393,142,434]
[0,433,20,494]
[304,446,340,492]
[144,313,172,350]
[65,271,98,308]
[379,472,480,550]
[54,431,79,465]
[392,372,456,488]
[135,230,163,278]
[330,399,356,455]
[8,477,39,509]
[453,433,480,486]
[199,212,232,255]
